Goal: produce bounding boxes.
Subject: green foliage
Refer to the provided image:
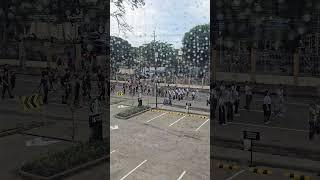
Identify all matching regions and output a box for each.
[117,105,150,118]
[139,41,178,72]
[110,36,133,71]
[182,24,209,76]
[21,140,107,177]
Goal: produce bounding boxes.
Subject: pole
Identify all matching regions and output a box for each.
[250,139,253,167]
[153,30,158,108]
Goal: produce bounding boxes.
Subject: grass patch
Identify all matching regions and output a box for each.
[21,140,107,177]
[116,105,150,118]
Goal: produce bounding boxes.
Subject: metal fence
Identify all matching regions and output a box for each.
[0,42,19,59]
[219,50,250,73]
[299,54,320,76]
[255,50,293,75]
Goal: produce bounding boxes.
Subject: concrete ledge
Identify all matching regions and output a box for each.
[115,107,151,120]
[19,156,107,180]
[213,153,320,174]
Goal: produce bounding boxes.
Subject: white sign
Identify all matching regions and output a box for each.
[26,137,60,147]
[243,139,251,151]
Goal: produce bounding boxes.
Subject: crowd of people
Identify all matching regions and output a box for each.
[110,76,203,106]
[211,81,286,126]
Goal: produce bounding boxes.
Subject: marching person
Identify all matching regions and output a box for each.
[244,81,253,110]
[211,84,218,119]
[39,71,49,104]
[10,70,16,90]
[2,69,13,99]
[309,103,317,140]
[234,85,240,116]
[226,85,234,123]
[263,90,272,124]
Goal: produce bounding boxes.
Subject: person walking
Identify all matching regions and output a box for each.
[263,90,272,124]
[10,70,16,90]
[39,71,49,104]
[218,92,227,125]
[234,85,240,116]
[2,69,13,99]
[211,84,218,119]
[226,85,234,123]
[309,103,317,140]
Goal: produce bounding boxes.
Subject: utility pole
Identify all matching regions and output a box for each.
[153,30,158,108]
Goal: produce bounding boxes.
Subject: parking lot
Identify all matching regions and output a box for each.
[110,102,209,180]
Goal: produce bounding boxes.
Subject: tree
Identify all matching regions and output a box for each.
[111,0,145,33]
[182,24,209,77]
[139,41,178,74]
[110,36,133,72]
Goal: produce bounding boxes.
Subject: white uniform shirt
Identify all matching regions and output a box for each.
[263,95,271,105]
[245,85,252,95]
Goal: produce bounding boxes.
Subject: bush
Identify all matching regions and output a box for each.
[116,105,150,118]
[21,140,107,177]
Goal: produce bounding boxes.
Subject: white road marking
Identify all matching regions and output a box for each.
[177,170,186,180]
[169,116,186,127]
[110,150,116,154]
[146,112,167,123]
[110,125,119,130]
[119,160,147,180]
[230,122,308,132]
[225,169,246,180]
[195,119,210,131]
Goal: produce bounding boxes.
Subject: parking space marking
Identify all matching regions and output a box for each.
[195,119,209,131]
[146,112,168,123]
[110,150,116,154]
[225,169,246,180]
[169,116,186,127]
[119,159,148,180]
[177,170,186,180]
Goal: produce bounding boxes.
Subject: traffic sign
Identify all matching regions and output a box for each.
[243,131,260,140]
[21,94,43,112]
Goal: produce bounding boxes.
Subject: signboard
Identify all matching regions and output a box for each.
[243,139,251,151]
[117,91,124,96]
[243,131,260,140]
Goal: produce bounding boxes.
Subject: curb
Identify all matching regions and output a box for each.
[0,122,46,138]
[250,168,272,175]
[216,162,240,171]
[213,154,320,174]
[115,107,151,120]
[284,172,311,180]
[19,156,107,180]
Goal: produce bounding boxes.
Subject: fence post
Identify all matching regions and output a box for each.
[250,48,256,82]
[293,49,300,85]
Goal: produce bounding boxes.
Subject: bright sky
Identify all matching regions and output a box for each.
[110,0,210,49]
